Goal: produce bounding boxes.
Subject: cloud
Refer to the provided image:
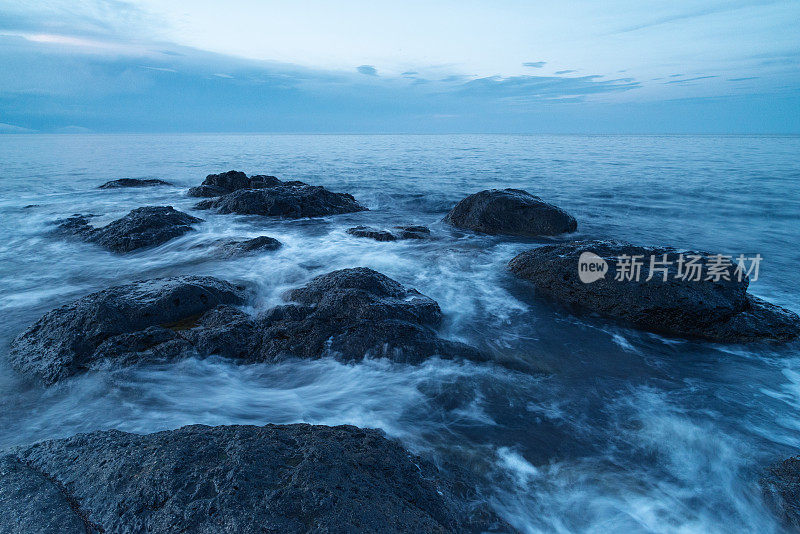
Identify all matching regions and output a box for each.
[0,122,36,133]
[729,76,759,81]
[555,70,576,74]
[458,74,640,100]
[664,75,718,84]
[357,65,377,76]
[522,61,546,68]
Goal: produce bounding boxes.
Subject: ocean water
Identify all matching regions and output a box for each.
[0,133,799,533]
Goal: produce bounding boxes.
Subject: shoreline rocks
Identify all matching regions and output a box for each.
[9,268,485,384]
[444,189,577,237]
[508,240,800,342]
[189,170,367,218]
[98,178,171,189]
[1,423,509,533]
[218,235,282,256]
[347,225,431,241]
[56,206,202,253]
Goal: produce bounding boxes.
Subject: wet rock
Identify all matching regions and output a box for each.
[347,225,431,242]
[762,456,800,529]
[98,178,171,189]
[8,276,245,384]
[508,240,800,342]
[0,424,509,534]
[9,269,484,384]
[444,189,577,237]
[218,235,282,256]
[253,267,485,364]
[195,183,367,218]
[187,170,282,197]
[56,206,202,253]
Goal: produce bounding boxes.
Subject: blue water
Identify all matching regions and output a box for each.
[1,134,799,533]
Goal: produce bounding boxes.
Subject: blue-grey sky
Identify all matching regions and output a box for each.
[0,0,798,133]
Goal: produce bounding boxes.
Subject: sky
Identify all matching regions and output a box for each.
[0,0,798,133]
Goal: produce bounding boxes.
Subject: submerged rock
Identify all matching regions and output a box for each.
[98,178,171,189]
[444,189,577,237]
[195,184,367,218]
[762,456,800,529]
[218,235,282,256]
[347,225,431,242]
[0,424,508,533]
[187,170,283,197]
[508,240,800,342]
[8,276,245,384]
[9,269,484,384]
[55,206,203,253]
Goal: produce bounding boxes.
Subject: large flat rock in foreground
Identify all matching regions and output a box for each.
[508,240,800,342]
[444,189,577,237]
[0,424,508,533]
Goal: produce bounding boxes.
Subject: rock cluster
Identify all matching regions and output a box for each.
[187,170,282,198]
[0,423,508,533]
[56,206,202,253]
[9,268,485,384]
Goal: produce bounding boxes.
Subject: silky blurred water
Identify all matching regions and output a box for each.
[0,134,799,533]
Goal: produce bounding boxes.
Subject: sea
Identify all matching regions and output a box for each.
[0,133,799,533]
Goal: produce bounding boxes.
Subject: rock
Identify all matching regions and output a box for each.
[347,225,431,242]
[187,170,282,197]
[98,178,171,189]
[253,268,484,364]
[508,240,800,342]
[195,184,367,218]
[444,189,577,237]
[218,236,282,256]
[9,269,484,384]
[0,424,509,533]
[8,276,245,384]
[762,456,800,529]
[56,206,202,253]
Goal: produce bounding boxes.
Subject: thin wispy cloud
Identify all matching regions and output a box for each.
[523,61,546,68]
[357,65,377,76]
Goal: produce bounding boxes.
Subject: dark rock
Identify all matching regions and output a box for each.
[9,269,484,384]
[56,206,202,253]
[347,225,431,242]
[762,456,800,529]
[0,424,509,533]
[444,189,577,237]
[8,276,245,384]
[508,240,800,342]
[253,268,485,364]
[219,236,282,256]
[187,170,283,197]
[98,178,171,189]
[195,184,367,218]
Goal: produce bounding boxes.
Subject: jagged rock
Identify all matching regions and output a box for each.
[762,456,800,529]
[8,276,245,384]
[444,189,577,237]
[187,170,282,197]
[195,184,367,218]
[8,269,484,384]
[347,225,431,242]
[0,424,509,533]
[508,240,800,342]
[98,178,171,189]
[55,206,203,253]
